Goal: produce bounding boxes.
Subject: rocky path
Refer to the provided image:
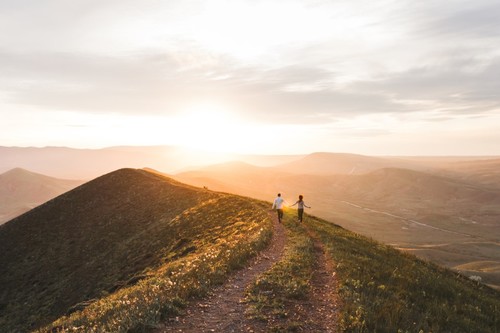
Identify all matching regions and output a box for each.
[155,214,287,333]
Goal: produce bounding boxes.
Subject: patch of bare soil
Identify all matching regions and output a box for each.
[155,214,286,333]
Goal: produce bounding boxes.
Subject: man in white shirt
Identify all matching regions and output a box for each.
[272,193,286,223]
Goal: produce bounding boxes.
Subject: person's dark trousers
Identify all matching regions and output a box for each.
[298,208,304,222]
[277,209,284,222]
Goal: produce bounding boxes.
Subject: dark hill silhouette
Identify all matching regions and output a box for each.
[0,168,264,332]
[0,168,83,224]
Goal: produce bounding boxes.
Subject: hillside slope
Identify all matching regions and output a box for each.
[0,168,272,332]
[174,164,500,289]
[0,168,83,225]
[307,215,500,332]
[437,157,500,189]
[1,168,499,332]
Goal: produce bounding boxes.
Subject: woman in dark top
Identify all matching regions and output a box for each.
[290,195,311,222]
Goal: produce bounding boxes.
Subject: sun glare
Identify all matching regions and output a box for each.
[171,103,250,153]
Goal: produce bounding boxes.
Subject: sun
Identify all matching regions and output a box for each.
[171,102,250,153]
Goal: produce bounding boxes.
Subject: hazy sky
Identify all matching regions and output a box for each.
[1,0,499,155]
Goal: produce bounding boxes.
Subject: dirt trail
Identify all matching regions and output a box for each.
[256,221,340,333]
[302,225,340,332]
[155,214,286,333]
[155,215,340,333]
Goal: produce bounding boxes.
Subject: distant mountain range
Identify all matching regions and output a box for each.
[0,168,83,225]
[0,145,302,179]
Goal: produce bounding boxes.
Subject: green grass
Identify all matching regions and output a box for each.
[39,199,273,332]
[246,212,316,332]
[307,216,500,333]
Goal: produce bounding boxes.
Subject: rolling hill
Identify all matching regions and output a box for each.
[276,152,429,175]
[0,168,272,332]
[437,157,500,189]
[1,168,499,332]
[0,168,83,225]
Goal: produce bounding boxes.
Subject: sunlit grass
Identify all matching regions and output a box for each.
[307,216,500,333]
[38,200,273,332]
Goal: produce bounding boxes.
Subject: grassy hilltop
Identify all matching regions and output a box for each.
[0,168,498,332]
[0,169,272,332]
